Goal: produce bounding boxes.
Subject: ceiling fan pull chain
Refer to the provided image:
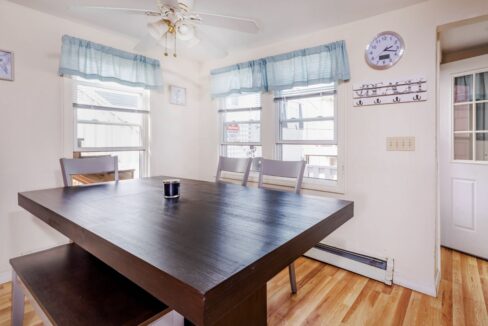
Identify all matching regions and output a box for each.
[174,35,177,58]
[164,33,169,57]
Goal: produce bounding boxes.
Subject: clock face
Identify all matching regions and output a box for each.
[365,31,404,69]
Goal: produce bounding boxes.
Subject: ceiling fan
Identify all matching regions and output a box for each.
[73,0,260,57]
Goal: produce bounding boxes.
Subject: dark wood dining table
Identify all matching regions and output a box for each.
[18,176,354,326]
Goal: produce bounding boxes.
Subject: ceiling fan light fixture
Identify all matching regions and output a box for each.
[176,24,195,41]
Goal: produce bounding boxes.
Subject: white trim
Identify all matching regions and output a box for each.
[304,247,393,285]
[0,270,12,284]
[393,275,437,297]
[435,267,441,295]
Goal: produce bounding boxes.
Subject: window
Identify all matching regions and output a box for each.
[219,93,262,158]
[453,71,488,162]
[72,78,149,178]
[275,84,338,181]
[216,84,343,192]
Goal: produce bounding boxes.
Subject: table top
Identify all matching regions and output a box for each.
[18,177,353,325]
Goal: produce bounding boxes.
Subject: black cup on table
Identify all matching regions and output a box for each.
[163,179,180,199]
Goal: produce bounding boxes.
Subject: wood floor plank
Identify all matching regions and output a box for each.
[452,250,467,326]
[1,248,487,325]
[460,254,488,325]
[340,279,381,325]
[478,257,488,314]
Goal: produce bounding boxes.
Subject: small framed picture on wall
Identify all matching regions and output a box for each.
[169,85,187,106]
[0,50,14,81]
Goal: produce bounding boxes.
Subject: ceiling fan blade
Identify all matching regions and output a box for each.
[194,12,259,34]
[70,6,161,17]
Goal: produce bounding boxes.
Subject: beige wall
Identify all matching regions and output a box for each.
[199,0,488,295]
[0,0,203,281]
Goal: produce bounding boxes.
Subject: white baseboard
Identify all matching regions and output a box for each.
[393,275,437,297]
[0,269,12,284]
[304,247,393,285]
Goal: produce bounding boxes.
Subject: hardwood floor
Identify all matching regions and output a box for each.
[0,247,486,325]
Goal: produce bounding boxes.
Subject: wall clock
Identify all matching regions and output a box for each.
[365,31,405,70]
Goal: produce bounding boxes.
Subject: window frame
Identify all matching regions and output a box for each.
[274,84,343,191]
[71,77,150,177]
[218,93,263,158]
[216,84,345,194]
[451,68,488,165]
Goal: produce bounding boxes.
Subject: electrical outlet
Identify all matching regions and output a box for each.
[386,137,415,151]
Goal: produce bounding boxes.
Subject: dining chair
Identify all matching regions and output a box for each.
[215,156,253,186]
[258,158,307,294]
[60,156,119,187]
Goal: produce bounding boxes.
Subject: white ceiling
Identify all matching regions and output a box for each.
[440,18,488,53]
[9,0,427,60]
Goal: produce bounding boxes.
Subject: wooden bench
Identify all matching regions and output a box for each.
[10,244,176,326]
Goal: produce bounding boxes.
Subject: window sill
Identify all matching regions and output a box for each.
[220,171,345,194]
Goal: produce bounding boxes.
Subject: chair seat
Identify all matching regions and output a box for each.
[10,243,170,326]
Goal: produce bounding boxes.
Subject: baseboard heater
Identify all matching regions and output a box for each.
[304,243,393,285]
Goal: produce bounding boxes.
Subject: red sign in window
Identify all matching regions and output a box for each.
[226,124,240,132]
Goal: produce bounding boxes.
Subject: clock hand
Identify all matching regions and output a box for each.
[383,49,397,52]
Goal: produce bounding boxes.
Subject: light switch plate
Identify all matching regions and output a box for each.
[386,137,415,151]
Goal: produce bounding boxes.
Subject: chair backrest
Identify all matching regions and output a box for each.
[60,156,119,187]
[258,159,306,194]
[215,156,252,186]
[251,157,263,172]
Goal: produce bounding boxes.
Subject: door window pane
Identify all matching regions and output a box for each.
[454,133,473,160]
[476,103,488,131]
[475,133,488,161]
[454,75,473,103]
[453,104,472,132]
[475,72,488,101]
[281,144,338,180]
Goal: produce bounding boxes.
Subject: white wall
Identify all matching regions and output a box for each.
[1,0,487,297]
[199,0,488,295]
[0,0,203,281]
[148,56,203,180]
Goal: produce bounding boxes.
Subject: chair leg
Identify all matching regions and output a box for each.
[11,271,25,326]
[288,263,297,294]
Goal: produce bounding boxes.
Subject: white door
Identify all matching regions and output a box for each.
[440,55,488,259]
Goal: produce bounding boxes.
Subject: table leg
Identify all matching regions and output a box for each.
[213,284,267,326]
[183,285,267,326]
[11,271,25,326]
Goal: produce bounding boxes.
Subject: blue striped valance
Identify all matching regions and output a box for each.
[210,59,268,98]
[210,40,350,97]
[58,35,163,90]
